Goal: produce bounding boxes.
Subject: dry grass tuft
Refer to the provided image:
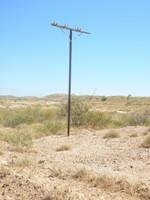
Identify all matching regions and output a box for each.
[130,133,138,137]
[0,150,3,155]
[56,144,71,152]
[103,130,120,139]
[14,158,33,168]
[72,169,150,199]
[43,185,69,200]
[48,167,64,179]
[0,167,9,178]
[133,183,150,200]
[0,129,33,151]
[72,169,89,180]
[141,135,150,148]
[143,131,149,136]
[73,169,117,189]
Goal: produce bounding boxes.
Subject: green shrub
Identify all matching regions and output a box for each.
[110,114,130,127]
[0,107,60,128]
[0,109,35,127]
[60,98,89,127]
[127,111,150,126]
[101,96,107,102]
[42,108,58,121]
[111,111,150,127]
[41,121,64,135]
[0,130,32,149]
[86,111,112,128]
[3,111,33,128]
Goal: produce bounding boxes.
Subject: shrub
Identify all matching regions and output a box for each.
[127,111,150,126]
[0,130,32,150]
[127,94,132,104]
[110,114,128,127]
[145,120,150,126]
[42,108,59,121]
[3,111,33,128]
[111,111,150,127]
[101,96,107,102]
[60,98,89,127]
[86,111,112,129]
[42,121,64,135]
[0,107,60,128]
[1,109,35,127]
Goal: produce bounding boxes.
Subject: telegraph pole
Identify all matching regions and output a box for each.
[51,22,90,136]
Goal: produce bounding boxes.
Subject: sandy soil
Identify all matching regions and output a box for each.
[0,126,150,200]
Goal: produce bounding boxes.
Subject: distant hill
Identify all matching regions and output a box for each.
[0,94,150,103]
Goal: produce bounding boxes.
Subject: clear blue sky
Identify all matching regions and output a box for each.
[0,0,150,96]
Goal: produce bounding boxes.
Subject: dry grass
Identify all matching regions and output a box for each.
[72,168,150,199]
[130,133,138,137]
[73,169,115,188]
[103,130,120,139]
[43,185,69,200]
[0,97,150,141]
[0,128,33,151]
[0,97,150,198]
[14,158,33,168]
[56,144,71,152]
[0,121,64,152]
[141,135,150,148]
[143,130,150,136]
[0,167,9,178]
[72,168,90,180]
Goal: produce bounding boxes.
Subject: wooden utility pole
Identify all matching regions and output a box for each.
[51,22,90,136]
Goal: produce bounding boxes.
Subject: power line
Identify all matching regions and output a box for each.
[51,22,91,136]
[51,22,91,34]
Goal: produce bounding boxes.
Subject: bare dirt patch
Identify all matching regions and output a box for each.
[0,170,45,200]
[0,126,150,199]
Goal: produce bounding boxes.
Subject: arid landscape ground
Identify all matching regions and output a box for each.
[0,95,150,200]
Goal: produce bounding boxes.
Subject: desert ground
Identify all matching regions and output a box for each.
[0,95,150,200]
